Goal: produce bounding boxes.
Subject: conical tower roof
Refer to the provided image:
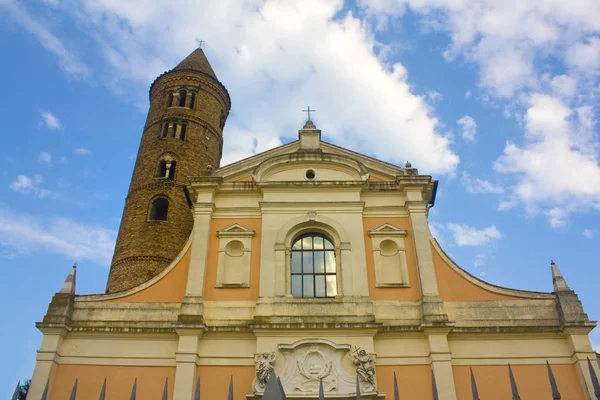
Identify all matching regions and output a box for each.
[173,48,217,79]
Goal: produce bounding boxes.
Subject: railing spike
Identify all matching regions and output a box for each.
[587,358,600,399]
[263,371,282,400]
[546,361,561,399]
[194,376,200,400]
[432,370,439,400]
[129,378,137,400]
[508,364,521,400]
[228,376,234,400]
[356,375,361,400]
[162,377,169,400]
[40,380,49,400]
[276,377,286,400]
[11,381,20,400]
[393,371,400,400]
[319,378,325,400]
[98,378,106,400]
[470,368,480,400]
[69,379,78,400]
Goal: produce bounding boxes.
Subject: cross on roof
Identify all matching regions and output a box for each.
[302,106,316,121]
[196,39,205,49]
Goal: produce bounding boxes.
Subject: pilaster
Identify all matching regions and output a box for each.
[173,329,203,400]
[406,190,448,323]
[28,328,67,400]
[425,328,457,400]
[565,328,599,399]
[179,182,219,323]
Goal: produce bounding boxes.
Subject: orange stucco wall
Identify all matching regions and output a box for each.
[432,243,522,301]
[453,364,585,399]
[106,244,191,303]
[197,365,254,398]
[377,365,433,399]
[204,218,262,301]
[49,364,175,399]
[363,217,421,301]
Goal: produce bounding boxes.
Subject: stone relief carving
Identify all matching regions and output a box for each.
[351,346,377,391]
[254,352,276,390]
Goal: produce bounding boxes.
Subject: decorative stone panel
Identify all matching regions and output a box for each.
[368,223,409,287]
[216,223,255,287]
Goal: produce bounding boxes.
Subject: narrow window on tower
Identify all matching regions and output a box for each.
[180,123,187,140]
[178,89,187,107]
[149,197,169,221]
[168,161,176,180]
[172,123,178,138]
[189,92,196,109]
[166,92,174,108]
[161,122,169,139]
[157,160,168,178]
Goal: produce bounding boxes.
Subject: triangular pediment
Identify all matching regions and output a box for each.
[217,223,256,238]
[216,139,404,183]
[368,223,408,237]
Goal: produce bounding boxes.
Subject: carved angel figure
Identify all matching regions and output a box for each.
[351,347,376,389]
[255,352,276,388]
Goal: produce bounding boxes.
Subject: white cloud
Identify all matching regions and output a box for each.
[494,94,600,225]
[74,147,91,155]
[457,115,477,141]
[427,90,444,103]
[474,253,486,268]
[0,207,116,266]
[9,175,52,198]
[1,1,88,78]
[38,151,52,166]
[41,111,61,130]
[566,37,600,74]
[461,171,504,194]
[583,229,593,239]
[447,223,502,247]
[35,0,460,174]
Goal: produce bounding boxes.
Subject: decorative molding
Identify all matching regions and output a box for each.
[217,223,256,238]
[367,223,408,238]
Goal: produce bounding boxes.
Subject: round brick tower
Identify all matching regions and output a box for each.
[107,48,230,293]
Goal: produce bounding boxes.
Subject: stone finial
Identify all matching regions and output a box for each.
[59,264,77,295]
[298,120,322,151]
[551,260,570,292]
[405,161,412,168]
[303,120,317,130]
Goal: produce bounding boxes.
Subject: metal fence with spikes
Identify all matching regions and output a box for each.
[18,360,600,400]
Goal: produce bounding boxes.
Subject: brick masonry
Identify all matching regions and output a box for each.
[107,51,230,293]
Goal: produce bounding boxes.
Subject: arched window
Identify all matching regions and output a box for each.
[180,123,187,140]
[189,92,196,109]
[167,161,176,180]
[178,89,187,107]
[149,197,169,221]
[157,160,168,178]
[161,122,169,139]
[290,233,337,298]
[166,92,174,108]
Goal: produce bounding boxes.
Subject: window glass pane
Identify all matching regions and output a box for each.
[302,252,313,273]
[292,239,302,250]
[313,236,324,250]
[314,251,325,273]
[291,252,302,273]
[315,275,326,297]
[325,251,336,273]
[326,275,337,297]
[303,275,314,297]
[291,275,302,297]
[302,236,312,250]
[324,237,334,249]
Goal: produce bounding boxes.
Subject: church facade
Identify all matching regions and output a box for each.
[26,49,599,399]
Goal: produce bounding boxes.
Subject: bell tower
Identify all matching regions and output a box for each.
[107,48,230,293]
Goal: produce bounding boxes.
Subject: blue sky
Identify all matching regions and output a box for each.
[1,0,599,396]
